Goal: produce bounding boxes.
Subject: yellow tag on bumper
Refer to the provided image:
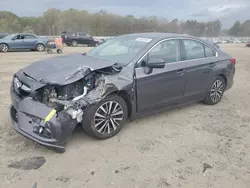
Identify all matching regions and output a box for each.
[45,109,56,122]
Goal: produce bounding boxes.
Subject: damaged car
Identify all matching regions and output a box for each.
[10,33,235,152]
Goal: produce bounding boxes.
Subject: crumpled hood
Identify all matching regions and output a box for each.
[22,53,116,85]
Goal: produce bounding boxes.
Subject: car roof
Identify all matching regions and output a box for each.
[10,33,36,35]
[121,32,191,40]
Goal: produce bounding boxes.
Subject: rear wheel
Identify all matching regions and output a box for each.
[71,40,78,47]
[0,44,9,52]
[82,95,128,139]
[47,49,52,54]
[203,76,226,105]
[57,49,63,54]
[36,44,45,52]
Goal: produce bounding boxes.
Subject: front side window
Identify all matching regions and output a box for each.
[183,40,205,60]
[148,39,180,63]
[13,35,24,40]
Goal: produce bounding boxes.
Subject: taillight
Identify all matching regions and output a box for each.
[230,58,236,65]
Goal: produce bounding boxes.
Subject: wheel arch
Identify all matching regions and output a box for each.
[217,74,227,88]
[108,90,132,118]
[36,42,45,47]
[0,43,9,48]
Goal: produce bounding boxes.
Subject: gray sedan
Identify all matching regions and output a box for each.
[0,33,49,52]
[10,33,235,152]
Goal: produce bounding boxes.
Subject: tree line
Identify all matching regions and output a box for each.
[0,9,249,37]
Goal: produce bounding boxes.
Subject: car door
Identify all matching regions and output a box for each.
[8,34,24,49]
[180,39,217,99]
[78,33,88,44]
[135,39,186,112]
[23,34,37,49]
[85,34,95,45]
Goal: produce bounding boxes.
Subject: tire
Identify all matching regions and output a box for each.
[0,43,9,52]
[36,44,45,52]
[57,49,63,54]
[47,49,52,54]
[54,147,65,153]
[203,76,226,105]
[82,95,128,140]
[71,40,78,47]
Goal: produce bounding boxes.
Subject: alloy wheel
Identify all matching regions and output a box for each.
[72,41,77,47]
[210,80,224,102]
[94,101,124,134]
[0,44,8,52]
[37,44,44,52]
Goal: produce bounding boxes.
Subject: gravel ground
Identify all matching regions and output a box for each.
[0,44,250,188]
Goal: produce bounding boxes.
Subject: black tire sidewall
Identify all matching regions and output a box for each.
[204,76,226,105]
[82,95,128,140]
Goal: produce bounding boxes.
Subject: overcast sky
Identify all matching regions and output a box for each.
[0,0,249,27]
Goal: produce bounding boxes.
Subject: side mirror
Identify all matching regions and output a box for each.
[146,58,165,69]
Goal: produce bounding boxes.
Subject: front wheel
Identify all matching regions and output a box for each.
[0,44,9,52]
[203,76,226,105]
[82,95,128,139]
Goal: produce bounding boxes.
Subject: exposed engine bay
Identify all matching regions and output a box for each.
[29,66,122,123]
[10,53,134,151]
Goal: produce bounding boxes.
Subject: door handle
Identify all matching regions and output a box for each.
[177,69,185,75]
[209,63,216,67]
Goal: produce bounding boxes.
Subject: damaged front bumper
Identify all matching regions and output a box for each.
[10,89,78,151]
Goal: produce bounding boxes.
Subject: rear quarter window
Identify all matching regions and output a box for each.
[204,45,216,57]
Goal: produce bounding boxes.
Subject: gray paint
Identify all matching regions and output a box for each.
[22,54,116,85]
[9,33,235,151]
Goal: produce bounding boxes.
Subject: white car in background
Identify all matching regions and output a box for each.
[233,39,242,43]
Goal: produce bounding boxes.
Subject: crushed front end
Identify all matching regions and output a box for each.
[9,64,122,152]
[9,69,98,151]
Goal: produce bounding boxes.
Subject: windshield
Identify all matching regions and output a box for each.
[87,36,152,65]
[3,34,16,39]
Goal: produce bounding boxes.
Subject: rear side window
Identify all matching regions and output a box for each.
[25,35,35,39]
[183,40,205,60]
[79,33,86,36]
[204,45,216,57]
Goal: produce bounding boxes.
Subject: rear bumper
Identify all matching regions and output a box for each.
[10,89,77,151]
[225,66,235,91]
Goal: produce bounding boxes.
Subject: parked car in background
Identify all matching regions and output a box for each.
[61,32,100,47]
[0,32,9,39]
[10,33,235,152]
[233,39,242,44]
[0,33,49,52]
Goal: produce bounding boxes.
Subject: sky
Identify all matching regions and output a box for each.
[0,0,249,27]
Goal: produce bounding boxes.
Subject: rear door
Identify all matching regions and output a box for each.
[23,34,37,49]
[180,39,217,98]
[78,33,87,44]
[78,33,93,45]
[135,39,187,111]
